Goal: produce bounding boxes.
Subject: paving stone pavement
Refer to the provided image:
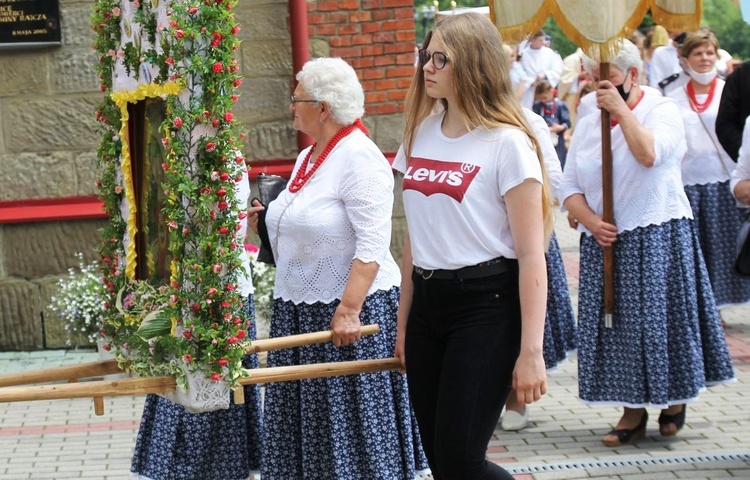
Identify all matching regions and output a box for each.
[1,209,749,480]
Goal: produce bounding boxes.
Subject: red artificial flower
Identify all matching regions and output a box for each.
[231,94,239,102]
[183,330,193,339]
[212,263,222,273]
[221,301,231,309]
[232,317,242,326]
[219,226,229,235]
[211,32,222,47]
[211,373,222,382]
[224,283,236,292]
[220,172,230,181]
[231,26,240,35]
[207,287,219,296]
[173,117,183,128]
[165,57,174,66]
[217,187,227,197]
[205,141,216,152]
[238,212,247,220]
[161,162,169,172]
[183,354,193,363]
[227,336,239,345]
[212,119,220,128]
[237,330,246,339]
[168,220,178,229]
[175,29,185,39]
[212,62,223,73]
[218,200,229,210]
[102,344,111,351]
[188,6,199,15]
[218,358,228,367]
[191,304,201,313]
[224,112,234,122]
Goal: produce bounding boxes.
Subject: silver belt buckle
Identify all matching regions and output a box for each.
[416,267,434,280]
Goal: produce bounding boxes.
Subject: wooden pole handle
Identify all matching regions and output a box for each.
[246,324,380,353]
[0,358,402,403]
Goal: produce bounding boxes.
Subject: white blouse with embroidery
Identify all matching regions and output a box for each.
[265,130,400,304]
[668,80,735,186]
[560,94,693,235]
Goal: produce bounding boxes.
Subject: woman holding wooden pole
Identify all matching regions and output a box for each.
[560,40,734,446]
[248,57,427,479]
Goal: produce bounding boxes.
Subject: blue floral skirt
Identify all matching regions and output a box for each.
[262,287,428,480]
[543,233,577,371]
[577,218,734,407]
[685,181,750,307]
[130,297,263,480]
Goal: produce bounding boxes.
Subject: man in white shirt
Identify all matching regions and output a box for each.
[558,48,589,124]
[649,31,687,94]
[519,30,564,89]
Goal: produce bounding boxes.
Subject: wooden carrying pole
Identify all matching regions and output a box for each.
[0,324,383,388]
[0,358,402,403]
[600,62,616,328]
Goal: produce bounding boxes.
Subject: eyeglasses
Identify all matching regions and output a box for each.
[291,95,319,104]
[418,49,449,70]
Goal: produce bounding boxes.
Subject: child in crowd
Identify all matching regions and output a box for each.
[533,80,571,168]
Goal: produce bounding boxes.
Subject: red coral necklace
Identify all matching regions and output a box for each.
[288,119,368,193]
[686,77,718,115]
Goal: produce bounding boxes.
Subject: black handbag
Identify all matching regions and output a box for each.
[254,174,288,266]
[735,210,750,277]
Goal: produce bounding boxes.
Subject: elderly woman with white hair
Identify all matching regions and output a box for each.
[560,41,734,447]
[249,57,428,479]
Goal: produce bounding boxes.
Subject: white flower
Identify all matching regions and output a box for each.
[48,253,105,344]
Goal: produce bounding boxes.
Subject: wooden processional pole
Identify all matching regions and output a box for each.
[600,62,615,328]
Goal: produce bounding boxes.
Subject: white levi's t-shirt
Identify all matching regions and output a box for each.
[393,112,543,270]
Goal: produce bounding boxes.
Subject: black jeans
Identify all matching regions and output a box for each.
[405,268,522,480]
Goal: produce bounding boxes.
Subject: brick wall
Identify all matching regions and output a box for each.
[307,0,417,116]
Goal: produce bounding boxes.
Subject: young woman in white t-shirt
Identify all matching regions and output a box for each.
[393,12,552,480]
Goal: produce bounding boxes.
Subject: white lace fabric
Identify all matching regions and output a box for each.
[560,94,694,234]
[158,367,231,413]
[266,131,400,305]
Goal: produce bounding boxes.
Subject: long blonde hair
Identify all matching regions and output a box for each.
[403,12,554,241]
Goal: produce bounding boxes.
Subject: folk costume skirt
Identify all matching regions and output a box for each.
[577,218,735,408]
[543,234,577,371]
[130,299,263,480]
[685,180,750,307]
[262,287,428,480]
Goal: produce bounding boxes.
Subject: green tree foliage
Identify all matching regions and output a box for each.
[702,0,750,60]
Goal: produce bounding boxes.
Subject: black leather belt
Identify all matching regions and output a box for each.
[414,257,511,280]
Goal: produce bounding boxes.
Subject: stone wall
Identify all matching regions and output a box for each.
[0,0,414,350]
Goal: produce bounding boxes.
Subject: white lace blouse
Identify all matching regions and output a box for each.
[265,130,400,304]
[560,94,693,235]
[668,81,735,186]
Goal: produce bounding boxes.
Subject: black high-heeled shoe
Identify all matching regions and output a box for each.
[658,404,686,437]
[603,410,648,447]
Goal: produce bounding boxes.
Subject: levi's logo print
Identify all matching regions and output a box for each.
[403,157,481,202]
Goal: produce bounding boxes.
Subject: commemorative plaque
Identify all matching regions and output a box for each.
[0,0,61,49]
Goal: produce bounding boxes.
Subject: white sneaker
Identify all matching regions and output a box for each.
[501,407,529,431]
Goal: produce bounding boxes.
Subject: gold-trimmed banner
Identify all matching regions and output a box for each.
[490,0,702,61]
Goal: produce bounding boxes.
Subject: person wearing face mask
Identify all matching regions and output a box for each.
[561,39,735,447]
[667,31,750,310]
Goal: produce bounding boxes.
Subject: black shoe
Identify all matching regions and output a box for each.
[658,404,686,437]
[603,410,648,447]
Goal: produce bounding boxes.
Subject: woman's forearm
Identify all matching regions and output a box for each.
[339,259,379,312]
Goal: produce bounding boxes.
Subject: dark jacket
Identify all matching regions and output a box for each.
[716,61,750,161]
